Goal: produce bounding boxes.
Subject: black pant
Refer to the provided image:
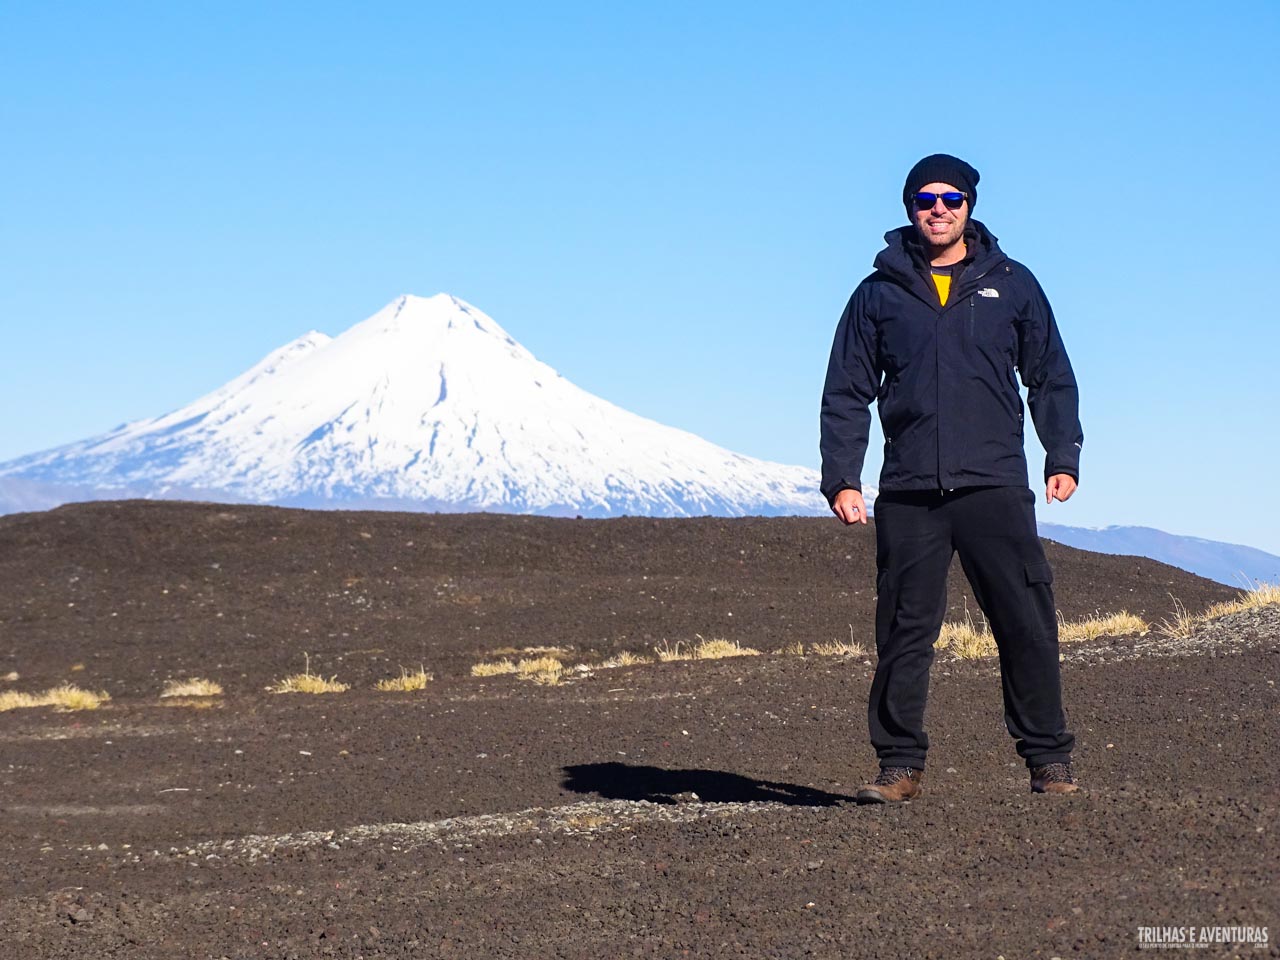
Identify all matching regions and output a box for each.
[869,485,1074,771]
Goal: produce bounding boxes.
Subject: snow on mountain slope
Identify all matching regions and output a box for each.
[0,294,831,517]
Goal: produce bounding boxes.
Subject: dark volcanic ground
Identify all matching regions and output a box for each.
[0,501,1275,959]
[0,500,1239,694]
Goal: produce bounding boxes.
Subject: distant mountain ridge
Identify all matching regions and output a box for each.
[1036,523,1280,589]
[0,294,830,518]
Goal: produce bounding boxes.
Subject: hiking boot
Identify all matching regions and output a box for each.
[1030,761,1079,794]
[856,766,923,804]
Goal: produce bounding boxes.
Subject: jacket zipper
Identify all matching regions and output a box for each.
[937,261,1002,493]
[936,304,943,492]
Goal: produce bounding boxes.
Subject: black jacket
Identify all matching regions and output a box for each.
[820,219,1082,503]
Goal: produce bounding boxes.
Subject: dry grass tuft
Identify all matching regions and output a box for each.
[1245,580,1280,607]
[0,690,43,712]
[599,651,653,669]
[160,678,223,698]
[375,666,433,692]
[811,624,867,658]
[939,605,1158,657]
[269,654,349,695]
[653,639,692,662]
[1157,594,1197,640]
[928,585,1280,657]
[1058,611,1149,643]
[2,671,18,682]
[0,684,110,713]
[811,639,868,657]
[692,636,761,659]
[514,656,564,685]
[516,656,564,675]
[1200,579,1280,620]
[935,607,996,659]
[471,658,517,677]
[653,637,762,661]
[1158,581,1280,639]
[773,640,806,657]
[271,672,349,694]
[939,607,1151,658]
[49,684,110,711]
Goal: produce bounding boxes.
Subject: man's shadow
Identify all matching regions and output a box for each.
[562,761,855,807]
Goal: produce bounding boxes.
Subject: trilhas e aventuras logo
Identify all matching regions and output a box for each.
[1137,925,1268,949]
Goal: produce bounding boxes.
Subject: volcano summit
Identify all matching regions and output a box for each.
[0,294,830,517]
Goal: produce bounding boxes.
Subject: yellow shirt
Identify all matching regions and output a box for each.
[931,269,952,306]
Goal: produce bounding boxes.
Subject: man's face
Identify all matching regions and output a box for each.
[910,180,969,251]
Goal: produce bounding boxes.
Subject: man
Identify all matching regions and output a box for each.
[820,153,1083,803]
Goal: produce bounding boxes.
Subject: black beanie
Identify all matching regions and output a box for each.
[903,154,980,216]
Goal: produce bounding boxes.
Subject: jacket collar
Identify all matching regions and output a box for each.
[873,218,1006,305]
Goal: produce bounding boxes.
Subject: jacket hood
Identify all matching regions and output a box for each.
[873,218,1005,295]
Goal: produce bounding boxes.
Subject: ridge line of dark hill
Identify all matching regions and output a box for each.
[0,499,1239,696]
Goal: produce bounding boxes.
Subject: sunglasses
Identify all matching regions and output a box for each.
[912,191,968,211]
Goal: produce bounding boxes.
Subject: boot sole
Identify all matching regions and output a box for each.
[855,788,919,804]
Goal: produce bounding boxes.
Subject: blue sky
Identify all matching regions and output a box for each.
[3,2,1278,553]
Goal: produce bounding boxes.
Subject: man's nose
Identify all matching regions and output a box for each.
[931,198,948,215]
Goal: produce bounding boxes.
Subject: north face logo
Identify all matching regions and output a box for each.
[977,288,1000,298]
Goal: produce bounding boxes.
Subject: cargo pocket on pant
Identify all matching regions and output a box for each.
[1024,561,1053,586]
[1024,561,1057,639]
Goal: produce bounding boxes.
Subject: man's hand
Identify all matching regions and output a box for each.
[832,488,868,525]
[1046,474,1077,504]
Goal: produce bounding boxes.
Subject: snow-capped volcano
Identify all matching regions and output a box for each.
[0,294,832,517]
